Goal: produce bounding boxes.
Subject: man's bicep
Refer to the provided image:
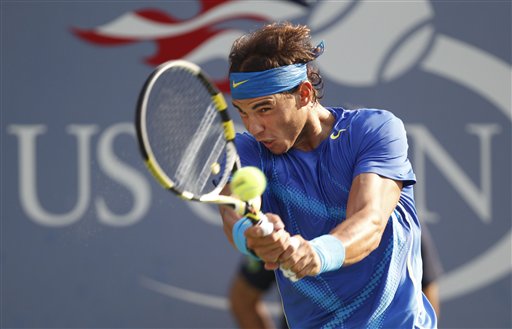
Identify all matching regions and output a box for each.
[330,173,402,265]
[346,173,402,220]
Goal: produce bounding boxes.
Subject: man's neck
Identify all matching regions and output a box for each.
[293,103,335,152]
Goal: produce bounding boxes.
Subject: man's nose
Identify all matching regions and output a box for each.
[246,117,264,136]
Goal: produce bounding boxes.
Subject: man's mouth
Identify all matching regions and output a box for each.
[260,140,274,148]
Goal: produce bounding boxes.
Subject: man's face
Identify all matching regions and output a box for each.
[232,92,307,154]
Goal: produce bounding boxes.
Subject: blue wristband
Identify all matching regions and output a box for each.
[232,217,260,261]
[309,235,346,274]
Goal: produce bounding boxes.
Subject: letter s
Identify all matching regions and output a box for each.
[96,123,151,226]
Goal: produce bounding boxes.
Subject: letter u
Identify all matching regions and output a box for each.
[8,124,98,227]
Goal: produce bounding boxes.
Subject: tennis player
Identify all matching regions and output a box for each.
[219,22,437,328]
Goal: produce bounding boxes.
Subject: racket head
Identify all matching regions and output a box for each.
[135,60,239,203]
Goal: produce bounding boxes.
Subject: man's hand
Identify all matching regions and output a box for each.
[244,213,290,269]
[277,235,322,280]
[244,213,323,280]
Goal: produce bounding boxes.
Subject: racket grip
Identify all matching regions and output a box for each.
[281,237,300,282]
[253,213,301,282]
[257,213,274,236]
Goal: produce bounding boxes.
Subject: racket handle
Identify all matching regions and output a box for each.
[258,214,300,282]
[281,237,300,282]
[256,212,274,236]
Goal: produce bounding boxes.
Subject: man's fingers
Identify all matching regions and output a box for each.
[278,235,302,267]
[264,262,279,271]
[264,213,285,231]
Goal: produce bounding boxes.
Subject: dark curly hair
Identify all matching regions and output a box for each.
[229,22,324,100]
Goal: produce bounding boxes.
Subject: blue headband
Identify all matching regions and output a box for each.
[229,63,307,99]
[229,41,325,99]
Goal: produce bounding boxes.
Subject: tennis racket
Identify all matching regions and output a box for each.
[135,60,298,281]
[135,59,265,218]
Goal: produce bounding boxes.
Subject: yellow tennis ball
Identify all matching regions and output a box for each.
[231,166,267,201]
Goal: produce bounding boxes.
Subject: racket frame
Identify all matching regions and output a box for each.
[135,60,246,214]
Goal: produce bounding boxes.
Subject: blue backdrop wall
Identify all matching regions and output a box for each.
[2,1,511,328]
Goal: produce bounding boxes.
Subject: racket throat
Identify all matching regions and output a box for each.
[245,210,262,224]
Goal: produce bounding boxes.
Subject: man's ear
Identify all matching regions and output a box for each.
[298,81,314,107]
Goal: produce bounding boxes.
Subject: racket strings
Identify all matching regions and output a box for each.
[174,103,224,192]
[196,130,225,192]
[145,67,227,196]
